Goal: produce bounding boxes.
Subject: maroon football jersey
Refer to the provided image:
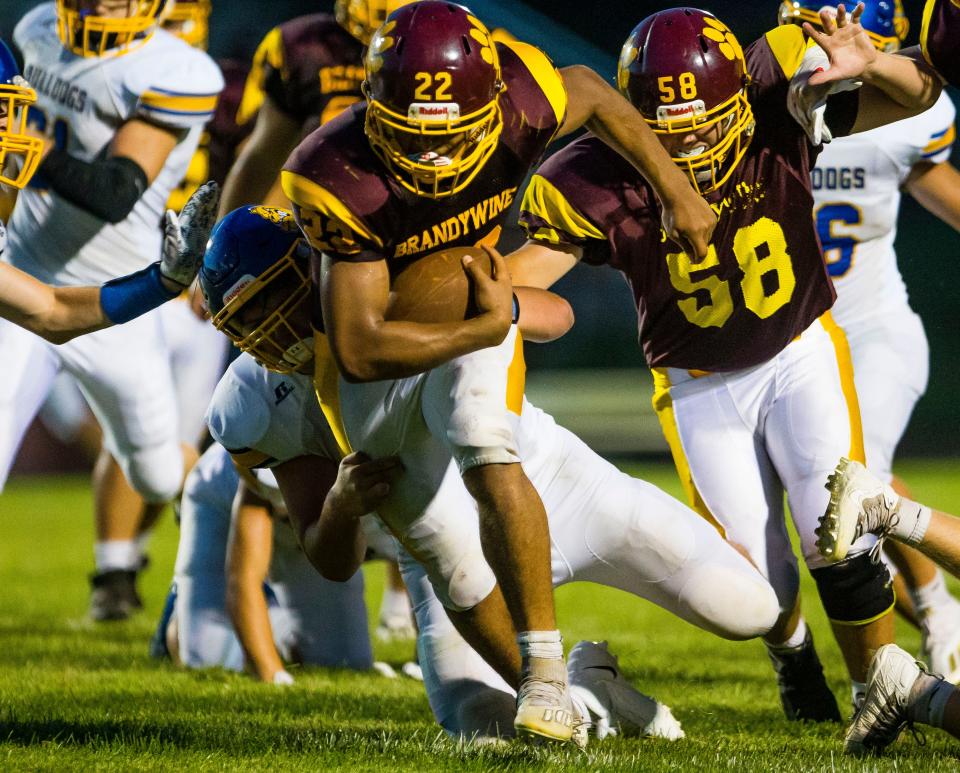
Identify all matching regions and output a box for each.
[282,40,567,279]
[922,0,960,87]
[520,26,858,373]
[167,59,252,213]
[242,13,365,137]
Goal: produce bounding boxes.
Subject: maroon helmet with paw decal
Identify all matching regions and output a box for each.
[618,7,755,194]
[363,1,504,199]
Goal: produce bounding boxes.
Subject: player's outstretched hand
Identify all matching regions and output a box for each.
[329,452,403,521]
[804,3,876,87]
[660,182,716,260]
[160,181,221,290]
[463,245,514,340]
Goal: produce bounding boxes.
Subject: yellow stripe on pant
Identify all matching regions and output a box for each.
[650,367,727,538]
[819,311,866,465]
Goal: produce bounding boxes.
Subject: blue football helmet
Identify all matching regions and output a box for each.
[199,206,315,373]
[778,1,907,52]
[0,40,43,189]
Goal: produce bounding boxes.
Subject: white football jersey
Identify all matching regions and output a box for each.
[7,2,223,285]
[206,353,342,468]
[813,91,956,326]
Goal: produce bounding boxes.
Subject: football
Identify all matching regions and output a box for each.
[386,246,494,324]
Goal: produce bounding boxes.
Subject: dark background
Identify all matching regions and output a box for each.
[3,1,958,454]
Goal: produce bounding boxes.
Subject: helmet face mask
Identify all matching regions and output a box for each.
[777,1,906,52]
[0,43,43,189]
[161,0,211,49]
[335,0,418,45]
[618,9,755,196]
[201,207,315,375]
[56,0,168,58]
[363,2,504,199]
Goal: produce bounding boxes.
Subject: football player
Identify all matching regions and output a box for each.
[781,0,960,681]
[0,40,219,358]
[281,1,716,743]
[921,0,960,88]
[198,205,780,743]
[154,442,378,682]
[218,0,420,215]
[1,0,224,621]
[511,5,948,721]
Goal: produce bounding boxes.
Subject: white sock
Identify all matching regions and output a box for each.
[766,618,808,651]
[517,630,564,662]
[908,672,955,728]
[910,570,953,617]
[892,500,932,546]
[851,680,867,710]
[94,540,140,572]
[379,586,411,622]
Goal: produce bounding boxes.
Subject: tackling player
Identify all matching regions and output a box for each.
[781,0,960,681]
[197,205,781,743]
[282,1,716,742]
[1,0,223,621]
[218,0,419,215]
[512,5,942,721]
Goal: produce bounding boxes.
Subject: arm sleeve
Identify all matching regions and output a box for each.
[37,151,148,224]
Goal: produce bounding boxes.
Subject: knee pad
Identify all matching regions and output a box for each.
[810,552,895,625]
[123,444,184,503]
[431,544,497,613]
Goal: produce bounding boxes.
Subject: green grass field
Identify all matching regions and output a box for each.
[2,460,960,771]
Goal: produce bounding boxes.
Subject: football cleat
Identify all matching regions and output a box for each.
[568,640,684,740]
[514,658,576,744]
[844,644,922,755]
[767,630,842,722]
[820,458,901,562]
[89,569,143,622]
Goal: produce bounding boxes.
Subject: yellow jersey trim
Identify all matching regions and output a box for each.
[650,368,728,538]
[229,449,272,469]
[820,311,866,464]
[505,329,525,416]
[281,171,383,249]
[829,599,896,627]
[764,25,814,81]
[920,0,937,66]
[922,124,956,155]
[140,91,218,116]
[521,174,604,245]
[237,26,284,125]
[500,40,568,127]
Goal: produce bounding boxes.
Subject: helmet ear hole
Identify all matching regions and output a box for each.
[462,35,471,55]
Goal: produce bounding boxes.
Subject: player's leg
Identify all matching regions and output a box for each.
[523,403,779,639]
[376,559,417,642]
[768,316,894,709]
[267,524,374,670]
[37,372,101,462]
[0,320,62,490]
[63,317,185,619]
[171,447,244,670]
[652,365,840,721]
[420,328,571,740]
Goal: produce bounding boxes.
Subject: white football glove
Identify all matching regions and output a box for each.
[160,180,220,289]
[272,670,295,686]
[787,44,862,146]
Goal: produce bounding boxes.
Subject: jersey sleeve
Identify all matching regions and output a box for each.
[13,2,52,55]
[129,44,225,130]
[917,93,957,165]
[498,40,568,133]
[206,361,273,462]
[237,25,285,125]
[281,169,385,262]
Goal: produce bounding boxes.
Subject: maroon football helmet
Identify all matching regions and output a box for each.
[618,8,755,194]
[364,1,504,198]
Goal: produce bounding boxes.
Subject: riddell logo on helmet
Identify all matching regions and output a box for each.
[408,102,461,122]
[223,275,257,306]
[657,100,706,127]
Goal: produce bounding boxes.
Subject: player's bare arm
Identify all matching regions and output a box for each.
[905,161,960,232]
[507,241,583,291]
[804,3,942,125]
[272,453,398,582]
[321,245,514,382]
[0,181,218,344]
[218,96,301,217]
[512,288,574,343]
[224,478,286,683]
[557,65,715,259]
